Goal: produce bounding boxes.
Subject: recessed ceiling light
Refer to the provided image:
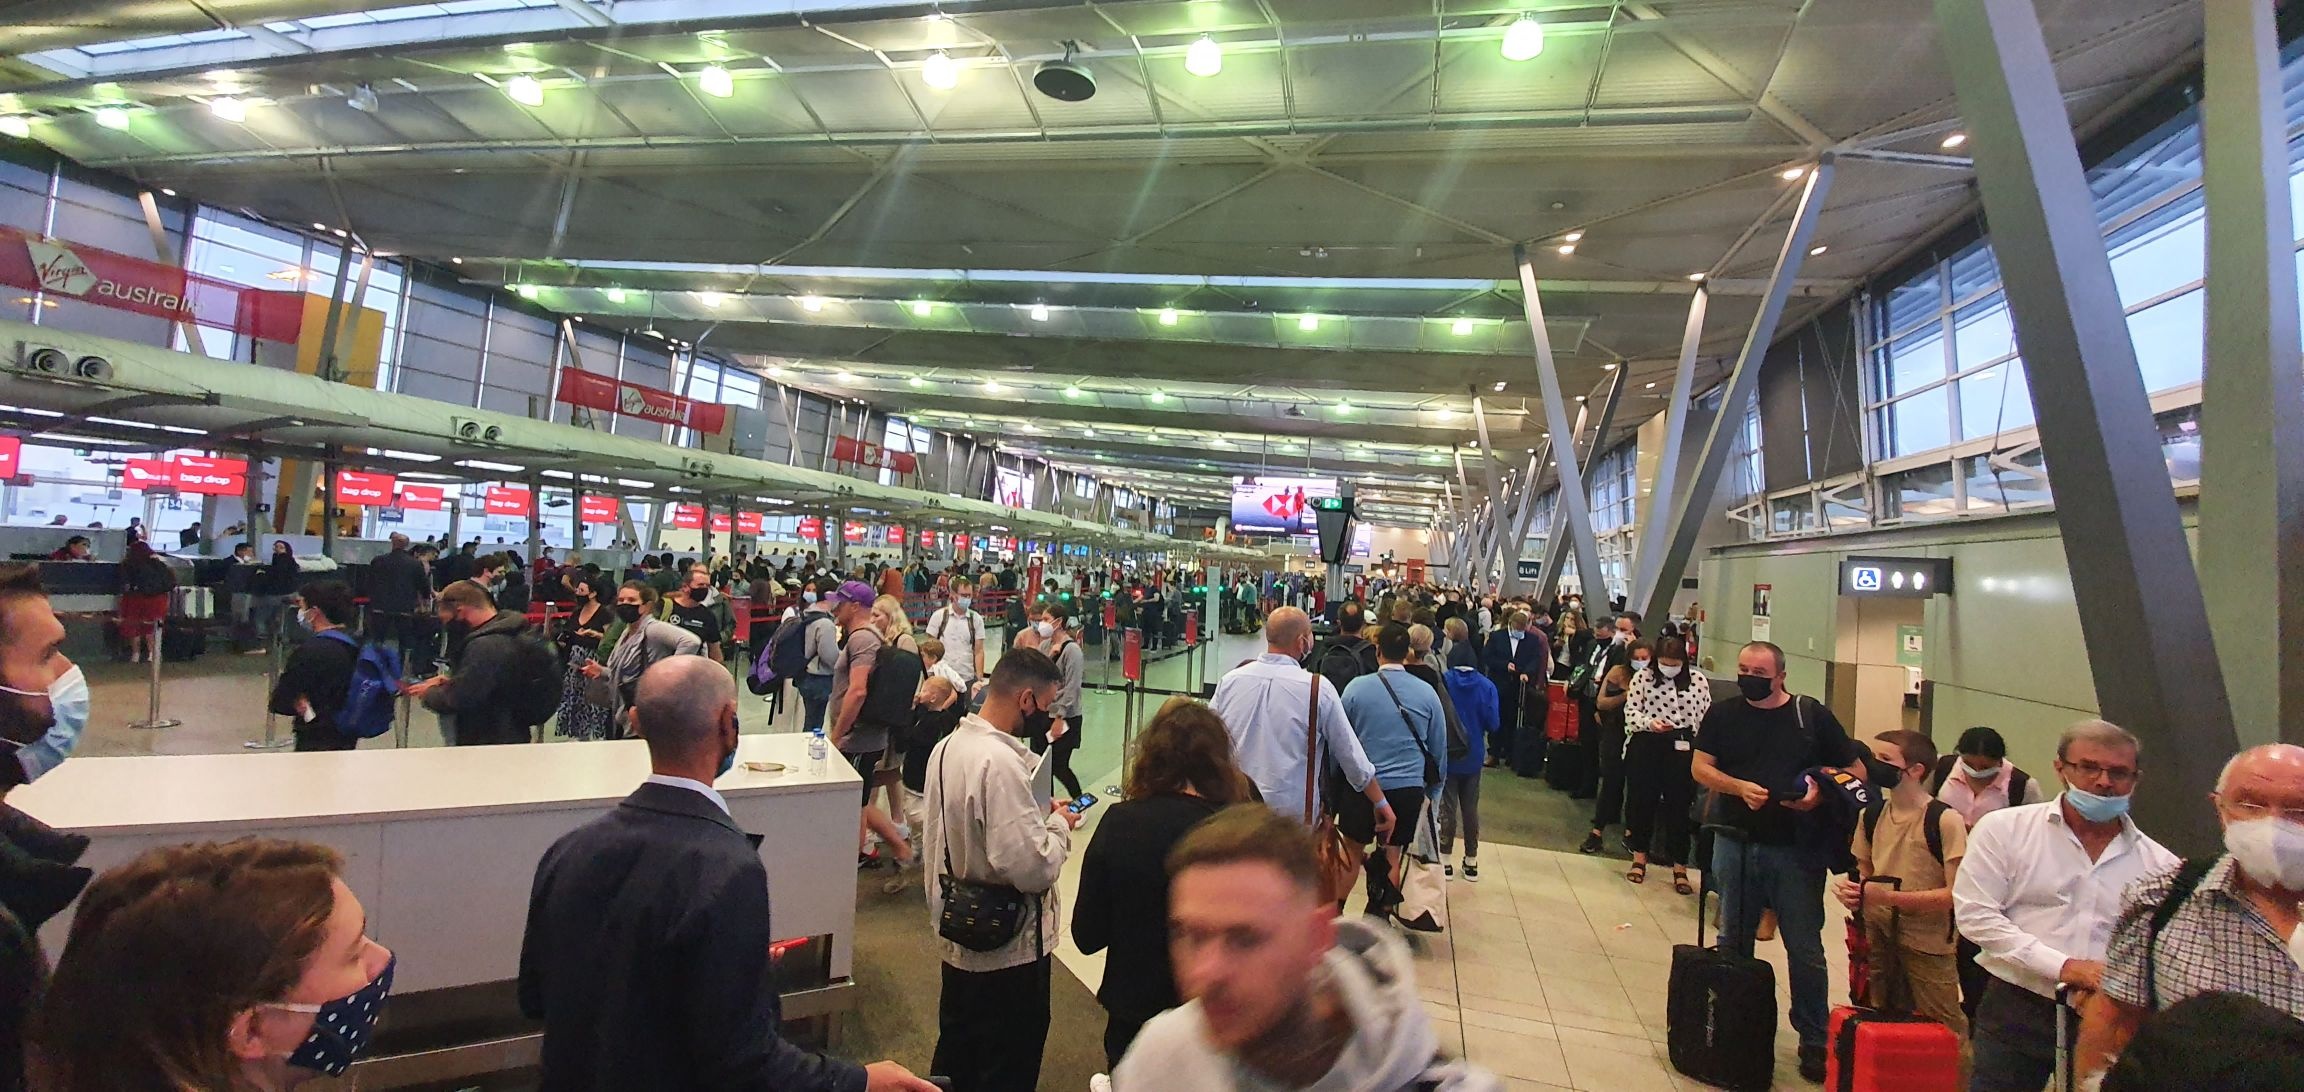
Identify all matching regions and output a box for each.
[765,365,785,377]
[1186,35,1223,77]
[1158,308,1179,326]
[1335,400,1355,415]
[312,222,328,231]
[209,97,247,122]
[1809,245,1829,256]
[834,370,856,382]
[1150,390,1168,404]
[95,107,131,130]
[800,295,825,312]
[1492,381,1507,392]
[1298,314,1319,332]
[1556,244,1575,256]
[698,65,734,98]
[1063,385,1083,398]
[1603,362,1617,370]
[505,75,544,107]
[1030,303,1050,321]
[605,286,626,303]
[698,291,725,308]
[923,51,958,90]
[1574,394,1587,402]
[1941,132,1968,149]
[1501,13,1546,61]
[1451,319,1475,336]
[0,116,29,139]
[1781,166,1807,181]
[911,300,933,317]
[516,284,538,300]
[450,257,464,265]
[1563,230,1584,243]
[983,379,1003,393]
[1686,273,1704,282]
[1645,381,1658,389]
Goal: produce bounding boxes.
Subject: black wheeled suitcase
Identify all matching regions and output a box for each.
[161,619,205,661]
[1542,739,1583,789]
[1512,724,1547,778]
[1667,827,1777,1090]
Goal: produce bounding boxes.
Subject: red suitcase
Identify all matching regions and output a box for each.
[1544,681,1578,742]
[1825,1007,1960,1092]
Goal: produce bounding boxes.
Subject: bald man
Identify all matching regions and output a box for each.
[2074,744,2304,1082]
[1209,607,1392,841]
[520,657,933,1092]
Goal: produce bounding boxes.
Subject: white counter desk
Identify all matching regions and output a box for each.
[12,734,862,1084]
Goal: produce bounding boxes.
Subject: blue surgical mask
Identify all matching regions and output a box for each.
[272,954,395,1076]
[2063,786,2132,823]
[717,745,737,780]
[0,665,88,782]
[802,591,819,604]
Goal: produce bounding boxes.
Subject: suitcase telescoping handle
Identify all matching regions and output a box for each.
[1694,823,1754,949]
[2054,984,2075,1092]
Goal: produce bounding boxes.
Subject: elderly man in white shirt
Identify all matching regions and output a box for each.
[1952,720,2177,1092]
[1209,607,1394,841]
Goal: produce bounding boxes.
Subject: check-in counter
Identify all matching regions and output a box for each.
[11,733,861,1085]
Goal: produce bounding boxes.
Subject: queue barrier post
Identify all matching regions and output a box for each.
[128,618,181,731]
[245,624,291,749]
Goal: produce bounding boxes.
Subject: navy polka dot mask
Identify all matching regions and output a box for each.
[272,953,395,1076]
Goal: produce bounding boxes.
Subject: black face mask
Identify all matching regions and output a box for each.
[1017,696,1053,740]
[614,603,643,625]
[1865,755,1904,790]
[1735,674,1774,702]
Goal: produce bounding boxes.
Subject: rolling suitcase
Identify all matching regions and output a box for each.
[1512,722,1547,778]
[1827,878,1961,1092]
[1544,681,1578,742]
[1542,738,1583,790]
[1667,827,1777,1091]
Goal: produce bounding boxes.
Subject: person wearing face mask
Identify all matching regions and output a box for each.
[268,581,361,752]
[0,565,93,1092]
[925,587,987,685]
[1929,725,2044,1018]
[1690,640,1869,1083]
[795,576,842,735]
[1836,730,1970,1050]
[404,580,550,747]
[30,839,394,1091]
[2069,744,2304,1084]
[583,580,703,736]
[553,574,615,741]
[660,565,727,663]
[924,647,1082,1092]
[1952,719,2175,1092]
[1616,635,1710,893]
[1027,602,1086,801]
[519,657,936,1092]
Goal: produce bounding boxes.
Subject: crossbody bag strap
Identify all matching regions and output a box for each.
[1303,674,1321,824]
[1374,672,1440,769]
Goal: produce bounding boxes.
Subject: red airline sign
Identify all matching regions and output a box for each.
[171,455,246,496]
[829,435,920,474]
[918,529,938,550]
[843,521,868,544]
[670,504,703,530]
[579,495,619,524]
[952,534,970,554]
[121,458,173,490]
[797,516,824,541]
[736,512,763,534]
[888,526,907,546]
[555,369,728,433]
[335,470,396,507]
[0,437,21,480]
[710,513,733,533]
[484,486,531,516]
[397,484,447,511]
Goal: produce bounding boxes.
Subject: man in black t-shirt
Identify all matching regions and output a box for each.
[1691,640,1866,1083]
[663,567,724,663]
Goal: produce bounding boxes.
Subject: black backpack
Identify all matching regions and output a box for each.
[125,558,176,597]
[1928,753,2030,804]
[858,638,926,734]
[1312,637,1378,694]
[498,632,563,728]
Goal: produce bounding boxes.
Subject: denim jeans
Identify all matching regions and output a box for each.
[796,673,834,735]
[1711,834,1830,1049]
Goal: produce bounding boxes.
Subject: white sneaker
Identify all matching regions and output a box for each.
[1463,857,1480,882]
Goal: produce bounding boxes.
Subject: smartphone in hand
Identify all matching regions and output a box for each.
[1065,792,1099,815]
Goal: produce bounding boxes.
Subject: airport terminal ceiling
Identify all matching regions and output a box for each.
[0,0,2202,530]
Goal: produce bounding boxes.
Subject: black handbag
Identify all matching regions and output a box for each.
[933,746,1032,953]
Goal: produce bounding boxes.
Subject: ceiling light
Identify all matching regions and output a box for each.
[1030,303,1050,321]
[1436,407,1454,420]
[908,376,926,388]
[160,188,176,196]
[312,222,327,231]
[1686,272,1705,282]
[1809,245,1829,256]
[1781,166,1807,181]
[1158,308,1179,326]
[1492,381,1508,391]
[1335,400,1355,415]
[605,286,626,303]
[94,107,130,130]
[698,65,734,98]
[1574,394,1587,402]
[347,83,380,113]
[765,365,785,377]
[923,51,958,90]
[1603,362,1618,370]
[0,117,28,140]
[1941,132,1968,149]
[1645,381,1658,389]
[1150,390,1168,404]
[800,295,825,312]
[1297,314,1319,332]
[505,75,545,107]
[983,380,1003,393]
[516,284,538,300]
[698,291,725,308]
[1063,385,1083,399]
[209,97,247,122]
[910,300,933,317]
[834,370,856,382]
[1563,230,1584,243]
[1501,13,1546,61]
[450,257,465,266]
[1185,35,1222,78]
[1556,244,1575,256]
[1451,318,1475,336]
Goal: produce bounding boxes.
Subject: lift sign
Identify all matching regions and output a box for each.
[1838,556,1952,598]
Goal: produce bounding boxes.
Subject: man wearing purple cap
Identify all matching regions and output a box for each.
[829,580,916,873]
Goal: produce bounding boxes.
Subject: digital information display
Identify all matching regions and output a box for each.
[1230,476,1338,534]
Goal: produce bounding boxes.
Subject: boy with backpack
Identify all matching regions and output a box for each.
[1835,729,1970,1045]
[269,581,382,752]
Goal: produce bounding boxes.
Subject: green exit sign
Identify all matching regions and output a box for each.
[1312,496,1348,511]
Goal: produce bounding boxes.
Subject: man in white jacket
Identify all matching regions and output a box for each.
[1115,805,1499,1092]
[923,645,1079,1092]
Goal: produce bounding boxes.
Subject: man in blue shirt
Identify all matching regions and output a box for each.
[1339,624,1449,919]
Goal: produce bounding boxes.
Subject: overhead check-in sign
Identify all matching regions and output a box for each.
[579,495,619,524]
[736,512,763,534]
[670,504,704,530]
[397,484,447,511]
[797,516,824,541]
[484,486,532,517]
[555,369,728,433]
[335,470,396,507]
[1839,555,1952,598]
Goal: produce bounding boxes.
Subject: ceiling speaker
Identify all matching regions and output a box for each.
[1035,46,1095,102]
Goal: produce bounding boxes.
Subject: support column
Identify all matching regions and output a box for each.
[1514,247,1607,606]
[1635,158,1832,633]
[2199,0,2304,746]
[1631,285,1710,608]
[1936,0,2234,851]
[1532,398,1595,603]
[1582,368,1628,598]
[1498,445,1544,597]
[319,450,339,556]
[643,497,665,553]
[1469,396,1513,586]
[524,474,543,564]
[570,485,585,550]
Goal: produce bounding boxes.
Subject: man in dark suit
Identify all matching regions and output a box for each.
[1481,610,1550,770]
[518,656,936,1092]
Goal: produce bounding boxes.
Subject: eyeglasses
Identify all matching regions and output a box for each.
[2059,760,2138,785]
[2219,799,2304,825]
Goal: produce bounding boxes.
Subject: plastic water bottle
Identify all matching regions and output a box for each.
[807,725,828,766]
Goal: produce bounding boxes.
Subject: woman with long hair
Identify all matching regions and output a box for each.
[1072,699,1253,1067]
[1619,635,1709,894]
[553,572,614,741]
[32,839,395,1091]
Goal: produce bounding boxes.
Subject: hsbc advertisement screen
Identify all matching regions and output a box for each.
[1230,476,1337,535]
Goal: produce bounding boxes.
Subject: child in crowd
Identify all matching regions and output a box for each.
[1836,729,1971,1050]
[899,672,964,854]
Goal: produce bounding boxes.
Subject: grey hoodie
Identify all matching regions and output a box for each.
[1112,919,1501,1092]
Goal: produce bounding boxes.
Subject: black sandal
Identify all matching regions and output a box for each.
[1673,868,1694,896]
[1626,862,1647,884]
[1578,831,1604,855]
